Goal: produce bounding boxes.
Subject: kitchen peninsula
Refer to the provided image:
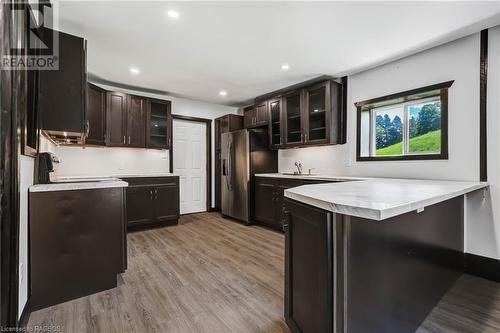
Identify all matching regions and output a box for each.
[279,176,488,333]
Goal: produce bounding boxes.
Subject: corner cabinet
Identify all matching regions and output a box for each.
[263,79,346,149]
[254,176,333,231]
[86,83,106,145]
[146,98,172,149]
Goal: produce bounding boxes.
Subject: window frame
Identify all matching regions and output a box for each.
[356,81,453,162]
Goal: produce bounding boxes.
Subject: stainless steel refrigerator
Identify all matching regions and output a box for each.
[221,128,277,223]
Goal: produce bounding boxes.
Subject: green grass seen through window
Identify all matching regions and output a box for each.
[376,130,441,156]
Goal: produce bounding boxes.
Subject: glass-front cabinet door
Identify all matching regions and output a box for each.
[304,81,330,144]
[146,99,171,149]
[283,91,303,145]
[268,98,282,149]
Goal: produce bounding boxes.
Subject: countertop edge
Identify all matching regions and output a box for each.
[29,181,129,193]
[284,182,488,221]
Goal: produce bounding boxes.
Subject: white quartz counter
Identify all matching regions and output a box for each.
[55,173,179,180]
[256,173,366,182]
[30,178,129,193]
[30,173,179,193]
[279,177,488,220]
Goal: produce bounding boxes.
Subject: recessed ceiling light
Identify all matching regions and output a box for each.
[281,63,290,71]
[167,10,180,19]
[129,67,140,75]
[219,90,227,97]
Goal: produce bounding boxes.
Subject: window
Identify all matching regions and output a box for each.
[356,81,453,161]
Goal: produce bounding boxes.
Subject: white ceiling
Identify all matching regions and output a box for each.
[55,1,500,106]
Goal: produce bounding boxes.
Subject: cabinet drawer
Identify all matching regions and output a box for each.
[122,176,179,187]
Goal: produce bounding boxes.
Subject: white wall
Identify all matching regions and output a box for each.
[280,33,480,182]
[19,155,34,318]
[40,86,239,208]
[465,26,500,260]
[279,32,500,260]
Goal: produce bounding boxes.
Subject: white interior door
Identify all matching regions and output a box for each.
[173,119,207,214]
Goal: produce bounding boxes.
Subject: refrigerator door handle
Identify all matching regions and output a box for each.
[227,141,233,191]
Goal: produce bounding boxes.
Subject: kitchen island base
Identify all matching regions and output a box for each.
[29,187,127,311]
[284,196,464,333]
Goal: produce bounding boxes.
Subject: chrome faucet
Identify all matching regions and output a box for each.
[294,162,303,175]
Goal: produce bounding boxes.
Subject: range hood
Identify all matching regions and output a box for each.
[41,129,86,145]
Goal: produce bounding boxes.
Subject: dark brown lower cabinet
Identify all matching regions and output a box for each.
[254,179,276,226]
[123,176,179,228]
[283,195,465,333]
[284,198,333,333]
[30,187,127,311]
[254,176,330,231]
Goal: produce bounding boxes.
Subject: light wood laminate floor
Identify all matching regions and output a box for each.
[28,212,500,333]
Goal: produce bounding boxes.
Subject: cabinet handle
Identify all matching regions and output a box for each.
[282,210,290,232]
[123,136,126,144]
[85,120,90,138]
[150,189,153,200]
[305,133,308,142]
[128,136,131,145]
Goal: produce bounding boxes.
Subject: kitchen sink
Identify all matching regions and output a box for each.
[280,172,317,176]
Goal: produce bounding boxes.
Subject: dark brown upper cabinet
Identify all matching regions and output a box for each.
[244,101,268,128]
[283,90,303,146]
[85,83,106,145]
[39,30,86,143]
[126,95,146,147]
[303,81,331,145]
[268,97,283,149]
[105,93,147,148]
[255,101,268,125]
[106,91,127,146]
[268,79,345,148]
[243,105,255,128]
[146,98,172,150]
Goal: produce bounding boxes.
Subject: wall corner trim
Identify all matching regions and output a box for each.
[480,29,488,182]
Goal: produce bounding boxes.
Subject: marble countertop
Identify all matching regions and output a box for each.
[30,178,129,193]
[55,173,179,180]
[283,177,488,221]
[30,173,179,193]
[255,173,366,182]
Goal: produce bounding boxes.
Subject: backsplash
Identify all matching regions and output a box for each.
[39,136,170,177]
